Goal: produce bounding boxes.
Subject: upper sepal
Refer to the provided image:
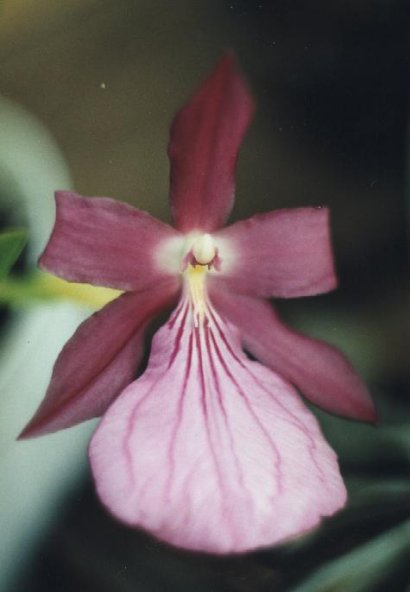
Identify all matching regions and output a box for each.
[168,53,254,233]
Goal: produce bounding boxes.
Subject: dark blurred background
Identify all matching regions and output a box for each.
[0,1,408,591]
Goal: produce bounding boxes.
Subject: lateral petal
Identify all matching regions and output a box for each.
[90,300,346,554]
[19,280,179,438]
[168,53,254,233]
[214,207,337,298]
[39,191,179,290]
[211,289,376,422]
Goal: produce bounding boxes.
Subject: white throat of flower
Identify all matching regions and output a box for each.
[184,234,216,327]
[191,233,215,265]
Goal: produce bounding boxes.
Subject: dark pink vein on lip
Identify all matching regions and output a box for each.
[165,329,194,497]
[167,302,189,369]
[122,368,165,491]
[208,308,327,484]
[204,326,267,507]
[208,328,283,495]
[194,326,230,519]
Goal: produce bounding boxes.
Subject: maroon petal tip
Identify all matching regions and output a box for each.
[17,420,52,441]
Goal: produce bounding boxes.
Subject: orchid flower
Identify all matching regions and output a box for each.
[20,55,376,554]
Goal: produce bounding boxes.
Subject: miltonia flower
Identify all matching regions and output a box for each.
[20,55,376,554]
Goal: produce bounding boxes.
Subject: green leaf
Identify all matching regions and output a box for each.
[292,520,410,592]
[0,229,28,279]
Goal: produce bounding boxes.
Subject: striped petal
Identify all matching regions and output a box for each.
[210,288,376,423]
[39,191,179,291]
[168,53,254,233]
[19,280,179,438]
[214,208,337,298]
[90,299,346,554]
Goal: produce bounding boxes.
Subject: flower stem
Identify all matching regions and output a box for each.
[0,272,120,309]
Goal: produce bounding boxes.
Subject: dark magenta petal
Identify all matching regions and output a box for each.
[89,298,346,554]
[19,280,179,438]
[210,289,376,422]
[214,207,337,298]
[39,192,179,290]
[168,53,254,233]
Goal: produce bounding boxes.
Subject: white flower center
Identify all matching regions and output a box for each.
[183,264,209,326]
[155,231,234,281]
[183,234,217,326]
[191,233,216,265]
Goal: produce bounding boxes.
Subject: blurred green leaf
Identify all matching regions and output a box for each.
[0,229,28,279]
[254,485,410,591]
[293,520,410,592]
